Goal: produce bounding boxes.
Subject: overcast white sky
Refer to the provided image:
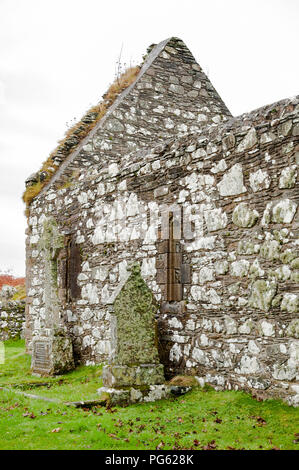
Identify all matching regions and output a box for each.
[0,0,298,276]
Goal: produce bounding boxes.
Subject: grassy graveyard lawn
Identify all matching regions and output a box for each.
[0,340,298,450]
[0,339,103,402]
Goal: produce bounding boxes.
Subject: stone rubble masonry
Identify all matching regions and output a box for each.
[37,37,231,195]
[25,37,299,405]
[0,301,25,341]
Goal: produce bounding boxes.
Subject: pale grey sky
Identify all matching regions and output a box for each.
[0,0,298,276]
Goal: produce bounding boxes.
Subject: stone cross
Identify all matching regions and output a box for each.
[31,218,74,376]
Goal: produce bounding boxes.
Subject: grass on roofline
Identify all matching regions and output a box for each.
[22,66,140,212]
[0,340,298,450]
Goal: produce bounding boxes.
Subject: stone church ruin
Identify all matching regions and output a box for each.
[24,37,299,405]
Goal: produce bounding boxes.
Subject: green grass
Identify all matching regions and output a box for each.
[0,340,298,450]
[0,339,102,402]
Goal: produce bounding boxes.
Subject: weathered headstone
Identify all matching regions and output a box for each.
[98,264,169,404]
[31,218,74,376]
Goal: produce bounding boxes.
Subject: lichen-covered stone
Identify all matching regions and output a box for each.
[97,387,130,406]
[273,362,297,381]
[258,320,275,337]
[290,258,299,269]
[217,163,246,196]
[237,240,260,255]
[272,199,297,224]
[249,280,277,312]
[204,208,228,232]
[239,319,254,334]
[272,265,291,281]
[190,285,221,304]
[106,118,125,132]
[273,228,289,244]
[222,133,235,151]
[210,159,227,174]
[237,355,260,374]
[224,316,237,335]
[260,240,281,260]
[247,377,271,390]
[260,131,276,144]
[280,249,298,264]
[214,260,229,275]
[279,165,297,189]
[286,320,299,338]
[249,169,271,192]
[249,259,265,279]
[271,294,283,308]
[261,202,273,226]
[116,384,170,404]
[232,203,259,228]
[278,120,293,136]
[230,260,250,277]
[102,364,165,387]
[236,128,257,153]
[192,347,208,365]
[227,282,241,295]
[199,266,215,284]
[281,293,299,313]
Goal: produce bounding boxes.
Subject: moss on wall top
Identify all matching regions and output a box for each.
[22,66,140,215]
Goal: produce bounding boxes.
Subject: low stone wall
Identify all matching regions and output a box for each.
[0,301,26,341]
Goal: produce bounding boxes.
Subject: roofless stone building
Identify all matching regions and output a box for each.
[24,38,299,405]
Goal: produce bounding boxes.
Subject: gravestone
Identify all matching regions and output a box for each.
[31,218,74,376]
[98,264,170,404]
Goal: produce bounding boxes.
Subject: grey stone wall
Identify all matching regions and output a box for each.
[25,93,299,404]
[0,300,25,341]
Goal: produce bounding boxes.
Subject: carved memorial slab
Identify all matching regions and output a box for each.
[32,340,51,374]
[31,218,75,376]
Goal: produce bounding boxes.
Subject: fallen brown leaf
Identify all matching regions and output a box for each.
[156,441,165,450]
[23,412,36,419]
[202,440,217,450]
